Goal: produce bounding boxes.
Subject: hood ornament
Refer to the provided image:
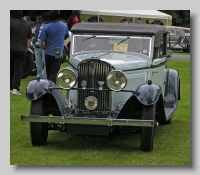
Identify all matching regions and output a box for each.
[97,81,105,90]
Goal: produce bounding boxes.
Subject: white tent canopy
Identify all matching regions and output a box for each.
[80,10,172,20]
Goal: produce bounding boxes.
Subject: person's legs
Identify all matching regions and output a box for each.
[41,49,47,79]
[45,54,52,80]
[49,57,61,84]
[34,47,44,78]
[12,51,26,94]
[10,51,15,91]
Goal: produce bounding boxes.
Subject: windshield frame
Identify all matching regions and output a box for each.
[71,34,152,57]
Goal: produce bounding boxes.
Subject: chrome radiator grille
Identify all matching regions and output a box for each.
[77,59,112,112]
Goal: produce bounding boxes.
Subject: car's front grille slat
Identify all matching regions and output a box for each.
[77,59,111,113]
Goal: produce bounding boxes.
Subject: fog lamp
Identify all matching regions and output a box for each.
[106,70,127,91]
[56,68,77,89]
[84,96,98,110]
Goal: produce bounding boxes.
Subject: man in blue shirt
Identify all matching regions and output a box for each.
[137,17,143,24]
[40,10,69,84]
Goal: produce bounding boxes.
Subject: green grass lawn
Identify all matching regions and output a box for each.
[10,60,190,166]
[172,50,190,55]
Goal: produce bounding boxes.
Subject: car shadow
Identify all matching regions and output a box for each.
[45,130,141,152]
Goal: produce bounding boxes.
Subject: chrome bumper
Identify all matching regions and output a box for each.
[21,115,154,127]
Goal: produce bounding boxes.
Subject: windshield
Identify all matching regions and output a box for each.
[72,35,151,57]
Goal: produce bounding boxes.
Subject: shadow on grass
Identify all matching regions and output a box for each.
[45,131,141,152]
[35,119,190,153]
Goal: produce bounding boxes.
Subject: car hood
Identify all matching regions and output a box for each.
[69,51,150,71]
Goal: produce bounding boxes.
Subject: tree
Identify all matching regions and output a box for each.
[23,10,72,22]
[158,10,190,27]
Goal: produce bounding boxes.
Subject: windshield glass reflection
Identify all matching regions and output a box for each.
[73,35,151,57]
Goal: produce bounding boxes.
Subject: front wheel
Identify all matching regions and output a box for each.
[140,104,155,152]
[30,98,48,146]
[186,44,190,53]
[21,52,34,79]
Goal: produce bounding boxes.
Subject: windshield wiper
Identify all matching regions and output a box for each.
[116,36,130,45]
[82,35,96,41]
[97,50,124,59]
[97,51,112,58]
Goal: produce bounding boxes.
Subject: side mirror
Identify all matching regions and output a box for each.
[165,50,172,61]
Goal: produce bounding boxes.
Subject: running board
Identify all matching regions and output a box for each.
[164,94,177,120]
[165,107,175,120]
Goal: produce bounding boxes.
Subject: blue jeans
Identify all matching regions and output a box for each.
[34,46,46,79]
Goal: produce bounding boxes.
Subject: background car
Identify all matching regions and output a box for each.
[165,26,190,52]
[165,25,190,35]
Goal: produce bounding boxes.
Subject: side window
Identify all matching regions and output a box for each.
[87,16,104,22]
[154,33,165,58]
[120,18,134,23]
[167,30,175,36]
[176,30,184,37]
[151,20,164,26]
[184,29,190,33]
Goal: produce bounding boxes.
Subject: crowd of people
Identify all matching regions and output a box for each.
[126,17,150,24]
[10,10,80,95]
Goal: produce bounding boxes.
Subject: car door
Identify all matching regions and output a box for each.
[151,34,167,94]
[151,57,167,94]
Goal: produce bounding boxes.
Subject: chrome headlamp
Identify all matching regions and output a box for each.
[106,70,127,91]
[56,68,77,89]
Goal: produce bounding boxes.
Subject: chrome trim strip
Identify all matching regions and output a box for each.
[21,115,154,127]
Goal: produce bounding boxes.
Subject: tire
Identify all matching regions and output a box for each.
[182,49,187,52]
[30,98,48,146]
[140,104,155,152]
[186,44,190,53]
[21,52,34,79]
[167,115,173,124]
[30,67,37,76]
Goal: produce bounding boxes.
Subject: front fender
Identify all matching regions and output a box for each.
[165,69,180,100]
[26,79,54,100]
[134,83,161,105]
[26,79,66,115]
[117,83,162,119]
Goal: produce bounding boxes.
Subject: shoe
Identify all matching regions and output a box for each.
[12,89,21,95]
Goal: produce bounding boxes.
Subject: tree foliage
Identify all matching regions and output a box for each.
[23,10,190,28]
[23,10,72,22]
[158,10,190,27]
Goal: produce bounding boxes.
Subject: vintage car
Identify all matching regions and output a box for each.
[21,23,180,152]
